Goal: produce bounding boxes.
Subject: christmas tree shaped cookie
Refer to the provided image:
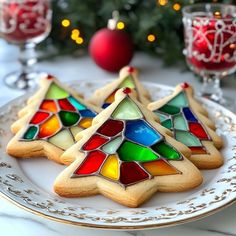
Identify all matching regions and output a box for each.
[148,83,223,169]
[54,88,202,207]
[7,75,101,164]
[88,66,151,108]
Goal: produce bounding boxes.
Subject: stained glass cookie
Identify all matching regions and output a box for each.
[54,88,202,207]
[88,66,151,108]
[7,75,101,164]
[148,82,223,169]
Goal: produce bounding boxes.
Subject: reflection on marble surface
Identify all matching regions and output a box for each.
[0,39,235,236]
[1,195,236,236]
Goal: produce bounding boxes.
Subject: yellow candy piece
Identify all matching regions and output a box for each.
[100,155,119,180]
[79,118,93,129]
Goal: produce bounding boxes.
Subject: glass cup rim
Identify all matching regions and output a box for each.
[182,3,236,20]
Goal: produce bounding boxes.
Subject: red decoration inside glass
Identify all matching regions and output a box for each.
[1,0,51,43]
[184,14,236,72]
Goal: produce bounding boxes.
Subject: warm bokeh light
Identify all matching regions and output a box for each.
[173,3,181,11]
[76,37,84,44]
[158,0,168,6]
[229,43,236,49]
[61,19,71,27]
[71,34,77,40]
[117,21,125,30]
[214,11,221,18]
[72,29,80,36]
[147,34,156,42]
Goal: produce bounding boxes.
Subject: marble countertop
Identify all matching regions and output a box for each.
[0,40,235,236]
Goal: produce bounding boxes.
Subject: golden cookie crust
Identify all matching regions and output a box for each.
[7,75,101,164]
[55,88,202,207]
[88,66,151,107]
[148,83,223,169]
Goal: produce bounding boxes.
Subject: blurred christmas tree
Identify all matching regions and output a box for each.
[41,0,234,65]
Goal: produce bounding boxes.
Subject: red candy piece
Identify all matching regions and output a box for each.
[97,119,124,137]
[120,162,149,185]
[75,150,106,175]
[82,134,109,151]
[58,98,76,111]
[190,147,207,154]
[123,87,132,94]
[30,112,50,124]
[181,82,189,89]
[189,122,209,139]
[127,66,135,73]
[47,74,54,80]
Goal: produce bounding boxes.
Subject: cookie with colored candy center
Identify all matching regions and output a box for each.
[88,66,151,109]
[55,88,202,207]
[7,75,101,164]
[148,83,223,169]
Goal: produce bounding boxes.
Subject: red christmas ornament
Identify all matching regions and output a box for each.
[89,11,134,72]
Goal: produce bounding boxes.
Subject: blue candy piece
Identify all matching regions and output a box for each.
[183,107,198,122]
[102,103,110,109]
[68,96,87,110]
[125,120,162,146]
[80,109,97,118]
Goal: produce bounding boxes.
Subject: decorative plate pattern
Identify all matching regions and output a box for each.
[0,80,235,230]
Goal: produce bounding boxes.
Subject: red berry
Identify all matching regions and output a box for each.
[127,66,135,73]
[47,74,54,80]
[181,82,190,89]
[123,87,132,94]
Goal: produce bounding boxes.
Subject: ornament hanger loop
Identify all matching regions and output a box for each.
[108,10,120,30]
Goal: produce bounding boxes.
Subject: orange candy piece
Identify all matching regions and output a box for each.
[40,100,58,113]
[105,89,118,104]
[143,159,179,176]
[38,115,61,138]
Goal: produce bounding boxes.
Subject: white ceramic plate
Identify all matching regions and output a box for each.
[0,80,235,230]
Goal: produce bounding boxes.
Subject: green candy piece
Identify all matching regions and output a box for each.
[175,130,202,147]
[23,126,38,140]
[161,119,172,129]
[153,111,169,122]
[112,98,143,120]
[118,75,136,89]
[117,141,158,162]
[46,83,69,99]
[159,104,180,115]
[59,111,80,126]
[102,136,123,154]
[152,141,180,160]
[167,92,188,108]
[173,114,188,130]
